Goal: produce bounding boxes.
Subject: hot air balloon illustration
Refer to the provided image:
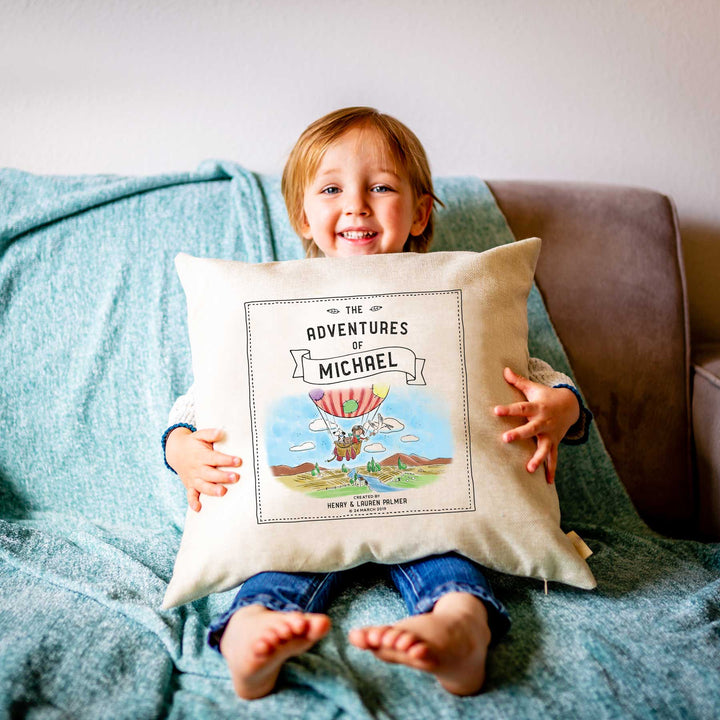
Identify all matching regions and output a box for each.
[309,385,389,462]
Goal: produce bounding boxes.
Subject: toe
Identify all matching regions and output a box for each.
[348,628,369,649]
[263,628,282,648]
[306,614,331,640]
[408,642,431,660]
[253,636,273,656]
[394,630,419,652]
[380,628,403,649]
[367,626,390,648]
[276,622,295,642]
[285,613,309,636]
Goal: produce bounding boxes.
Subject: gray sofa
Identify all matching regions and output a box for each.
[489,180,718,540]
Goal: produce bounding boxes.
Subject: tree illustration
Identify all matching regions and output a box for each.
[366,457,381,473]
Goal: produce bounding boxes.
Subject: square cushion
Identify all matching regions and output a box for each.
[162,238,596,608]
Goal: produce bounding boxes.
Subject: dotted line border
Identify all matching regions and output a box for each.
[246,290,475,523]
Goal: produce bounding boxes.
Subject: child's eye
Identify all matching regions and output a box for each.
[371,185,393,193]
[321,186,341,195]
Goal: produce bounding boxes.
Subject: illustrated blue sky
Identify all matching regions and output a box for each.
[264,385,454,467]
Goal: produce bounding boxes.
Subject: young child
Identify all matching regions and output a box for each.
[163,107,591,700]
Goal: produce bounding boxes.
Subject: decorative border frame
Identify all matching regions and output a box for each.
[245,290,474,523]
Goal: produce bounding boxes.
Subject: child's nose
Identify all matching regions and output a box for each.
[344,191,370,216]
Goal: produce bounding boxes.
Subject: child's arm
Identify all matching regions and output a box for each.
[162,385,241,512]
[493,363,591,484]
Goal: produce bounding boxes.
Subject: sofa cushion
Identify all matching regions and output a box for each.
[162,239,596,608]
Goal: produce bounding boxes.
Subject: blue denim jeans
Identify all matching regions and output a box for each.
[208,553,510,651]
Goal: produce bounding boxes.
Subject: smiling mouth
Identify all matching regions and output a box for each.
[338,230,378,240]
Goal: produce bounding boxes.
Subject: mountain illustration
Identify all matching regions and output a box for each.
[271,454,451,477]
[380,453,451,467]
[271,462,319,476]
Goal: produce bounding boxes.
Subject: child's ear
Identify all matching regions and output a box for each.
[300,211,313,240]
[410,194,433,236]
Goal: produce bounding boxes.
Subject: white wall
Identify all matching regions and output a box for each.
[2,0,719,344]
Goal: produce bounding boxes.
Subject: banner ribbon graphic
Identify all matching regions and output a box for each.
[291,346,426,386]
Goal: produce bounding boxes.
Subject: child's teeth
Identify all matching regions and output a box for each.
[343,231,373,239]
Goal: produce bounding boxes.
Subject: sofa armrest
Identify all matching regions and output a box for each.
[693,344,720,540]
[488,180,693,536]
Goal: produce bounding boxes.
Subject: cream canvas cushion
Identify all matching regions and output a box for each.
[162,238,596,608]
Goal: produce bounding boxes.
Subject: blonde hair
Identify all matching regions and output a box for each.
[281,107,442,258]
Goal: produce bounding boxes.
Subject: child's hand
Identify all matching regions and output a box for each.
[165,427,242,512]
[493,367,580,484]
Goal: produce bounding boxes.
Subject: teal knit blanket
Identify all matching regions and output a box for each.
[0,162,718,719]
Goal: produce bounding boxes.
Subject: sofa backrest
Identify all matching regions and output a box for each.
[489,180,693,536]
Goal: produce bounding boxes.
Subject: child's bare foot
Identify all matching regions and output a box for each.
[219,605,331,699]
[348,592,492,695]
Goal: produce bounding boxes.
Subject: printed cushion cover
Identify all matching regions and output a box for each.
[162,238,596,608]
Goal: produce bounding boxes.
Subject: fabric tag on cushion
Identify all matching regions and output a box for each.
[162,239,596,608]
[566,530,593,560]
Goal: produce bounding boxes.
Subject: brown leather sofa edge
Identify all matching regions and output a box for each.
[487,180,697,538]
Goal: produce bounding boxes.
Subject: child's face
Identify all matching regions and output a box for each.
[301,127,431,257]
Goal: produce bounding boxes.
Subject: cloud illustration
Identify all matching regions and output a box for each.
[364,442,386,453]
[309,418,330,432]
[376,416,405,433]
[400,435,419,443]
[289,441,315,452]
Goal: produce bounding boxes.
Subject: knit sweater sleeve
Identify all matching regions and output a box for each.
[162,385,197,473]
[527,357,574,388]
[167,384,197,427]
[527,358,592,444]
